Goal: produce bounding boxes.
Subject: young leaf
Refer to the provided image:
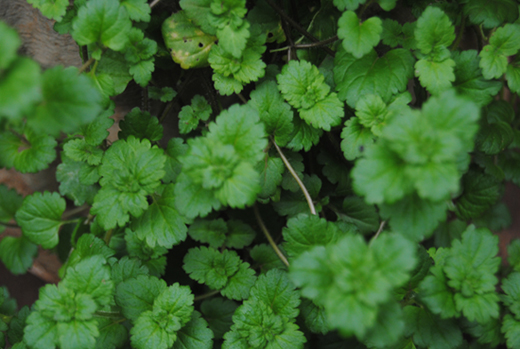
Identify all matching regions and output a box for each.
[120,0,150,22]
[337,11,382,59]
[340,117,375,160]
[414,6,455,56]
[63,139,103,166]
[131,184,188,249]
[72,0,132,52]
[179,95,212,134]
[248,81,294,146]
[479,24,520,79]
[56,156,99,206]
[15,191,66,249]
[111,257,149,285]
[60,234,115,277]
[118,108,163,142]
[115,275,167,321]
[219,262,257,301]
[282,213,340,259]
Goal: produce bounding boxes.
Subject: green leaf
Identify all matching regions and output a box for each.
[115,275,167,321]
[362,301,405,348]
[444,226,500,323]
[381,19,403,48]
[7,306,30,345]
[256,153,284,200]
[56,157,98,206]
[249,81,294,146]
[95,317,128,349]
[0,21,21,69]
[174,173,222,219]
[503,314,520,348]
[282,213,341,259]
[15,192,65,249]
[506,56,520,94]
[333,0,366,11]
[434,219,467,248]
[463,0,519,28]
[334,196,379,234]
[299,299,329,335]
[0,236,37,274]
[502,272,520,318]
[340,117,375,160]
[509,240,520,272]
[111,257,149,285]
[250,243,287,272]
[379,194,447,241]
[72,0,131,52]
[299,93,344,132]
[131,184,188,249]
[479,23,520,79]
[29,66,103,137]
[152,283,194,333]
[200,298,238,339]
[172,311,214,349]
[452,50,502,107]
[207,104,267,164]
[121,0,150,22]
[456,168,502,220]
[290,233,415,338]
[404,306,462,349]
[118,108,163,142]
[188,218,228,248]
[277,60,329,110]
[61,255,114,307]
[179,95,212,134]
[334,48,414,108]
[130,311,176,349]
[220,262,257,301]
[60,234,115,277]
[179,0,214,35]
[27,0,69,21]
[414,6,455,56]
[0,128,57,173]
[415,57,456,95]
[286,115,323,152]
[0,58,41,121]
[249,269,300,320]
[63,139,103,166]
[183,247,242,289]
[24,311,58,349]
[163,138,188,184]
[0,185,23,226]
[217,22,250,59]
[337,12,382,59]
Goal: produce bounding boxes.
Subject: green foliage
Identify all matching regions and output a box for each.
[1,1,520,348]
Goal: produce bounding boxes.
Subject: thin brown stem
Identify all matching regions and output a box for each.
[149,0,161,8]
[272,138,316,215]
[254,204,290,267]
[264,0,335,57]
[62,204,90,219]
[369,220,386,247]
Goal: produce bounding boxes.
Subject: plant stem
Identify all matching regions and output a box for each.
[254,204,290,267]
[359,0,375,18]
[264,0,335,57]
[62,204,90,219]
[194,289,220,301]
[272,138,317,215]
[237,93,247,104]
[369,220,386,247]
[104,229,114,245]
[0,221,20,229]
[270,35,339,53]
[149,0,161,8]
[78,57,95,74]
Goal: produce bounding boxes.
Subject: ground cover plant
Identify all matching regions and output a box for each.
[1,0,520,347]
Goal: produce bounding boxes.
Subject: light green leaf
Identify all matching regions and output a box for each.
[415,58,456,94]
[15,192,65,249]
[414,6,455,56]
[340,117,375,160]
[338,11,382,59]
[0,236,38,275]
[463,0,519,28]
[115,275,167,321]
[27,0,69,21]
[479,23,520,79]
